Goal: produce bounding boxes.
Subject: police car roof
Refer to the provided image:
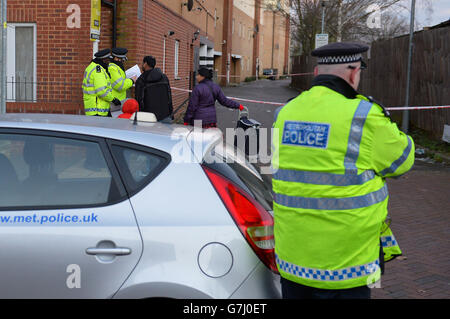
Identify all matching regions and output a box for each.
[0,113,192,153]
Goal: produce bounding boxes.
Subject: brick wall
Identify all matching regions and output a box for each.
[5,0,204,116]
[260,9,288,75]
[231,5,255,82]
[6,0,115,114]
[5,0,289,117]
[133,0,214,114]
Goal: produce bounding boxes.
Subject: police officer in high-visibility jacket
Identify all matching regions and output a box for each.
[272,42,414,299]
[109,48,137,103]
[82,49,121,116]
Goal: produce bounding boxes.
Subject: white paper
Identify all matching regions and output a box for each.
[125,64,141,79]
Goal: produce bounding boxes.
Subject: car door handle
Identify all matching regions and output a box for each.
[85,247,132,256]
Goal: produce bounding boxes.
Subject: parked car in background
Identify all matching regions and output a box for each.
[262,68,278,80]
[0,113,281,299]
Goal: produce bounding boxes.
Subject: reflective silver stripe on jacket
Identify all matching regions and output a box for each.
[94,86,108,94]
[379,136,413,176]
[274,183,388,210]
[83,67,97,88]
[99,89,112,98]
[118,78,126,91]
[273,168,376,186]
[112,77,124,88]
[276,254,380,282]
[83,86,108,95]
[344,100,373,174]
[110,64,126,91]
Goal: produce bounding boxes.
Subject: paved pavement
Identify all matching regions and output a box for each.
[216,79,450,299]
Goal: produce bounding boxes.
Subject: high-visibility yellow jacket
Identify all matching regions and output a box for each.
[108,62,133,101]
[82,62,114,116]
[272,80,414,290]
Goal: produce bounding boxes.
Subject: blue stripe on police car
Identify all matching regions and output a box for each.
[282,121,330,149]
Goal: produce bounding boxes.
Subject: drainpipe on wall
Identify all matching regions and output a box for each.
[0,0,7,114]
[271,10,275,69]
[163,36,166,73]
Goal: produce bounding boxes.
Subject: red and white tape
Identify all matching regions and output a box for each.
[172,87,285,106]
[215,72,314,78]
[172,87,449,111]
[285,72,314,77]
[385,105,450,111]
[216,75,242,78]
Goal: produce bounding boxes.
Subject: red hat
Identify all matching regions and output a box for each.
[122,98,139,114]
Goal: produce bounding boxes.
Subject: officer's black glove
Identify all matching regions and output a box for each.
[112,98,121,106]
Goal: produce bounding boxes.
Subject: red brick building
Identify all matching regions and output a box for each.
[5,0,290,115]
[5,0,213,115]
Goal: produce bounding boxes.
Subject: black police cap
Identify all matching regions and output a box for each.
[111,47,128,58]
[311,42,369,65]
[94,49,111,59]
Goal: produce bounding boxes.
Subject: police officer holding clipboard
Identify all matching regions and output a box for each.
[272,42,415,299]
[82,49,121,117]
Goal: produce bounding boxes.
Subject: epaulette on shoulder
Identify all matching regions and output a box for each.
[365,95,392,120]
[96,65,102,73]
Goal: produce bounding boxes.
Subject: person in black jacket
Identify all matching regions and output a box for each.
[135,56,173,122]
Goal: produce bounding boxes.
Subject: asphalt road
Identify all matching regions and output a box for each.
[215,79,298,161]
[216,78,298,131]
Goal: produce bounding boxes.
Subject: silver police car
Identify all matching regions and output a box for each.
[0,113,281,299]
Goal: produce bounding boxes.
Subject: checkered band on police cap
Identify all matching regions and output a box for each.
[111,48,128,59]
[312,42,369,65]
[317,53,363,64]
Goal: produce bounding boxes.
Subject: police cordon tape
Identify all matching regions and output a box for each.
[285,72,315,77]
[215,72,314,78]
[171,87,450,111]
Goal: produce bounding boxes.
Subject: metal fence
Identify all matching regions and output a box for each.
[6,78,82,103]
[5,77,192,116]
[5,78,83,114]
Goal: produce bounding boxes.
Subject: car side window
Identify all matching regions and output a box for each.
[0,133,125,209]
[110,144,170,196]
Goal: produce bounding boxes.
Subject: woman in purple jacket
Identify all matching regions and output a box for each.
[184,67,244,128]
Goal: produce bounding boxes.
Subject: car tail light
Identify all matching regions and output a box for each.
[202,166,278,274]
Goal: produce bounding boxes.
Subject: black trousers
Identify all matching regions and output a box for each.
[281,278,371,299]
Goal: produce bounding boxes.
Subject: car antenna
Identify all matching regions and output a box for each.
[133,112,138,125]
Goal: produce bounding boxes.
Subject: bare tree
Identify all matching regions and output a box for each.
[269,0,412,55]
[347,9,409,43]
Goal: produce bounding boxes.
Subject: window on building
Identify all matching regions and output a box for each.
[174,40,180,79]
[6,23,37,102]
[232,19,235,34]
